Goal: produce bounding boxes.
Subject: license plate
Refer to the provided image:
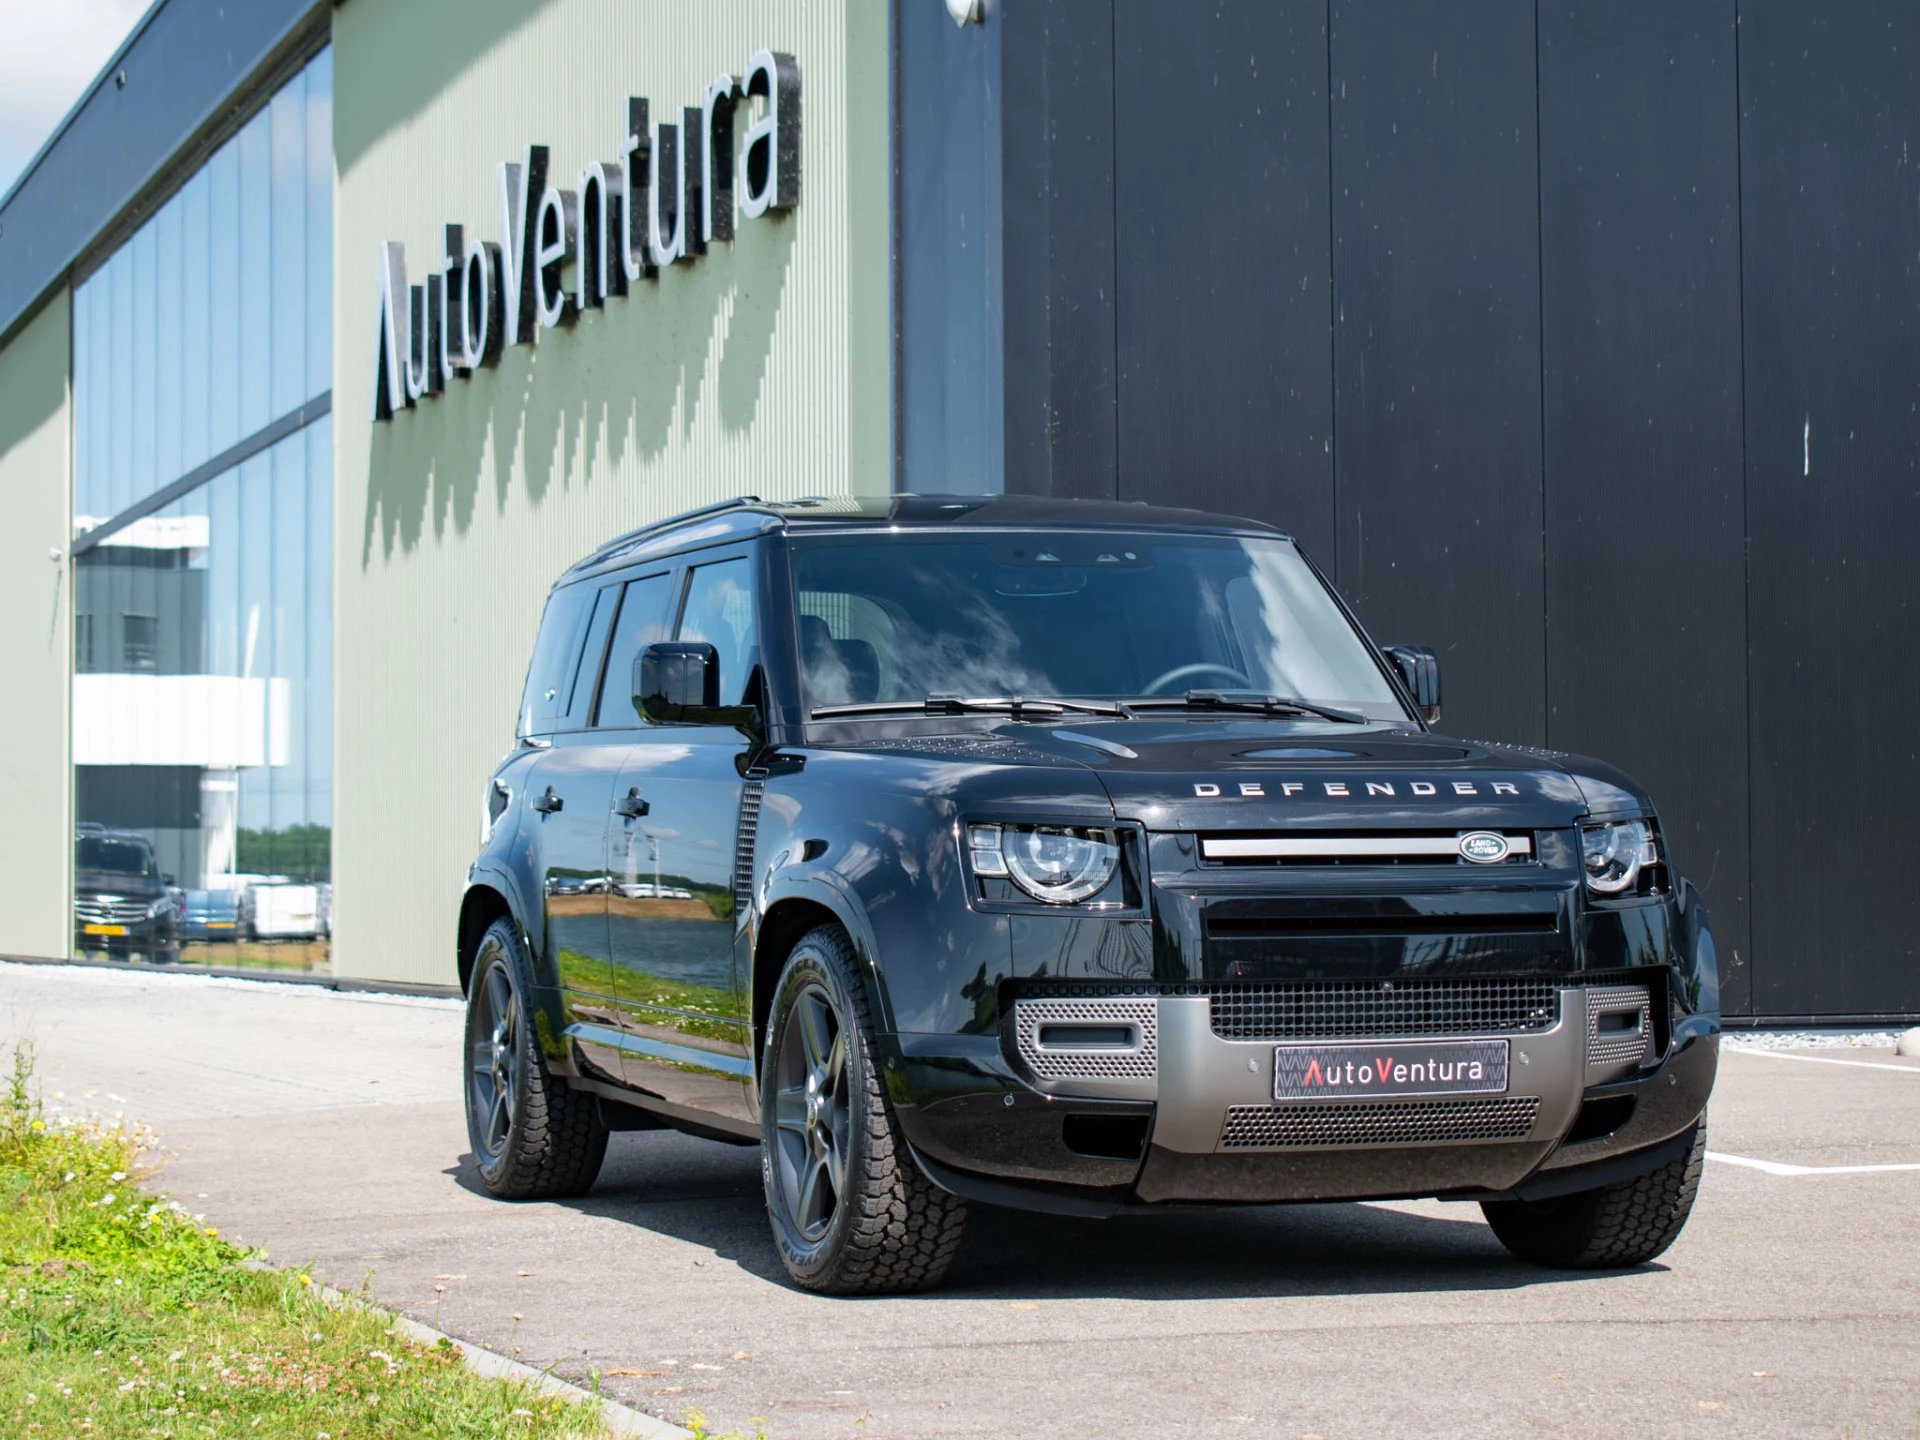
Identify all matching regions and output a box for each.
[205,921,235,929]
[82,924,128,937]
[1273,1039,1509,1100]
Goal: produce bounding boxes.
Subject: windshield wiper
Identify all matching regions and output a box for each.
[1125,689,1367,724]
[811,693,1135,720]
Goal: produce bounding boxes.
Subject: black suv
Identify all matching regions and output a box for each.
[459,495,1717,1294]
[75,824,179,963]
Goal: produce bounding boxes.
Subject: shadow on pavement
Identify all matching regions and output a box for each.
[448,1129,1637,1301]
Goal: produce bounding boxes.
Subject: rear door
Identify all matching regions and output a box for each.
[518,580,624,1082]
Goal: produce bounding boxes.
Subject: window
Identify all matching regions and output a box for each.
[122,614,159,671]
[787,534,1406,719]
[70,49,333,969]
[594,573,675,725]
[518,583,596,737]
[676,559,757,706]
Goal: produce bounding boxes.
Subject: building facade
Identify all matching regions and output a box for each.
[0,0,1914,1021]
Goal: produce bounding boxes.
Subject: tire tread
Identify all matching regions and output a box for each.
[766,924,968,1294]
[1483,1123,1707,1268]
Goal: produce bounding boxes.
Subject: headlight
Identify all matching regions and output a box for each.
[967,822,1119,904]
[146,896,173,919]
[1580,819,1660,896]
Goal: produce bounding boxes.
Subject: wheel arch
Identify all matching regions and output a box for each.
[753,881,891,1060]
[457,882,514,997]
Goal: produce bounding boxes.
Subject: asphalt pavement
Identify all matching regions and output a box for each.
[2,960,1917,1439]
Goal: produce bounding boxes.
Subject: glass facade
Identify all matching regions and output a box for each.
[70,50,334,972]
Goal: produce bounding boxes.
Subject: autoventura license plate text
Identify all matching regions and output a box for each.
[1273,1040,1510,1100]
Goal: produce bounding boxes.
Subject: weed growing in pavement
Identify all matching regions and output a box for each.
[0,1042,620,1437]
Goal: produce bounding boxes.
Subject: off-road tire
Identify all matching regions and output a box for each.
[1482,1122,1707,1268]
[760,923,968,1294]
[464,916,607,1200]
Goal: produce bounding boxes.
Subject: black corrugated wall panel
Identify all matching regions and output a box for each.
[1328,0,1548,745]
[1738,1,1920,1018]
[1000,0,1118,500]
[1537,1,1753,1013]
[1112,0,1335,560]
[894,0,1920,1019]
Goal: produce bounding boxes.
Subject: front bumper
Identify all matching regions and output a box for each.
[73,918,174,954]
[891,982,1717,1215]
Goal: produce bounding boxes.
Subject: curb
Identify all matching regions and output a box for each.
[0,952,461,999]
[283,1268,693,1439]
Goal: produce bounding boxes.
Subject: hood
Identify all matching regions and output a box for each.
[973,717,1651,831]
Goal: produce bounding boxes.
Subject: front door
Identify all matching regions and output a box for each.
[605,555,758,1121]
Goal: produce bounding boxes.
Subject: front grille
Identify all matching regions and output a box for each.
[76,898,149,925]
[1210,977,1559,1041]
[1012,997,1158,1081]
[1220,1097,1541,1150]
[1199,831,1535,866]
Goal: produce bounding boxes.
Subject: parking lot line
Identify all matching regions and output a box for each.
[1707,1150,1920,1177]
[1722,1048,1918,1074]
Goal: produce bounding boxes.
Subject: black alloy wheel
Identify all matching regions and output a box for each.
[462,916,607,1200]
[770,981,852,1242]
[467,955,521,1162]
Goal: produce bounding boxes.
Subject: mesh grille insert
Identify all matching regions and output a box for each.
[1210,978,1559,1041]
[1013,997,1158,1081]
[1585,985,1652,1067]
[1220,1097,1541,1150]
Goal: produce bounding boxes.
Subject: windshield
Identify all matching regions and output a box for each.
[77,837,157,876]
[790,532,1408,722]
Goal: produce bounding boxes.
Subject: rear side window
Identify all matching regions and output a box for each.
[594,572,676,725]
[518,584,597,737]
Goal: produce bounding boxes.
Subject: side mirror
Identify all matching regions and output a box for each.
[1384,644,1442,725]
[634,642,760,735]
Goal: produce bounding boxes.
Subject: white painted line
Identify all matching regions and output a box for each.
[1707,1151,1920,1177]
[1723,1048,1919,1075]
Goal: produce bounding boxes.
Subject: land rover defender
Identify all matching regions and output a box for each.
[458,495,1717,1294]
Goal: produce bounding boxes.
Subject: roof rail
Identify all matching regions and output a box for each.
[587,495,765,560]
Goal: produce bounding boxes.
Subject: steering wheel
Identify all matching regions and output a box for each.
[1142,662,1254,696]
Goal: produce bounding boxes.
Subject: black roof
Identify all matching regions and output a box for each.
[565,492,1289,580]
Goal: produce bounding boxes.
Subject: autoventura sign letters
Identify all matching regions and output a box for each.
[371,50,800,421]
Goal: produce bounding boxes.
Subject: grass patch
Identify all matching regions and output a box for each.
[0,1041,619,1438]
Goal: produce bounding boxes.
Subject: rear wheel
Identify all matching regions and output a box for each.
[760,923,968,1294]
[1482,1123,1707,1268]
[463,917,607,1199]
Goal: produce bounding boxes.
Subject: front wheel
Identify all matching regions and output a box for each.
[463,917,607,1199]
[1482,1123,1707,1268]
[760,923,968,1294]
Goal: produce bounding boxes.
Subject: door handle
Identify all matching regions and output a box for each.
[613,787,650,819]
[531,786,564,814]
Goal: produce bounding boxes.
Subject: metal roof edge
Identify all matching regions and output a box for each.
[0,0,328,349]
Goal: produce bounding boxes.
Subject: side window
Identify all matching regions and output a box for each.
[677,558,757,705]
[594,572,675,725]
[564,586,617,724]
[518,584,595,737]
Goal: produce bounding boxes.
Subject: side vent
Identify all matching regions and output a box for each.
[733,778,765,915]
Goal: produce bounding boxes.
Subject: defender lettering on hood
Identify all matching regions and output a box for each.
[1193,779,1523,798]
